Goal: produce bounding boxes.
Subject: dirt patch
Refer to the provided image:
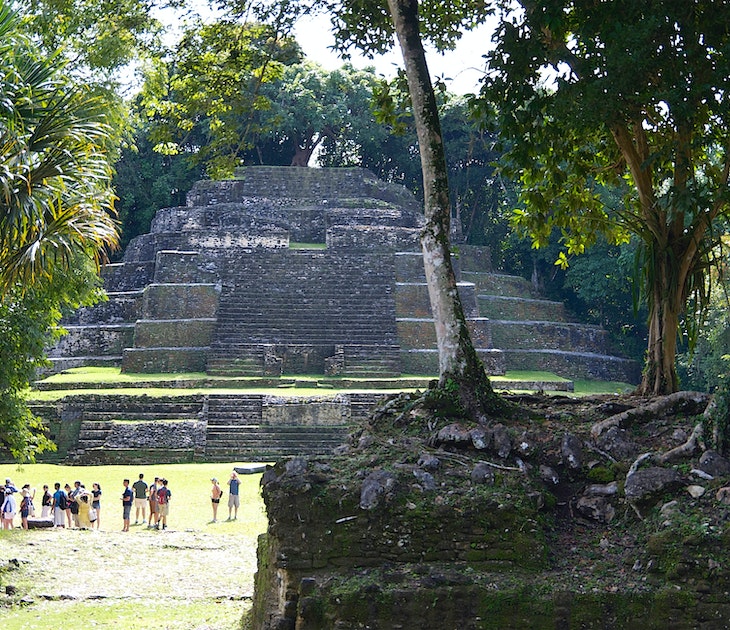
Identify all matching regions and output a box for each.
[0,528,256,603]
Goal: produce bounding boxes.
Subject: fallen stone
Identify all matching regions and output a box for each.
[412,469,436,491]
[575,495,615,523]
[539,465,559,485]
[515,431,537,457]
[716,487,730,505]
[595,426,639,461]
[659,500,681,519]
[492,424,512,459]
[686,485,706,498]
[470,463,495,485]
[434,424,471,448]
[561,432,583,469]
[360,470,397,510]
[27,518,53,529]
[417,453,440,471]
[469,426,490,450]
[624,467,684,511]
[584,481,619,497]
[698,450,730,478]
[234,463,268,475]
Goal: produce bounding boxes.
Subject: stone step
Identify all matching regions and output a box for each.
[477,295,568,322]
[502,349,641,383]
[203,448,331,462]
[462,271,536,298]
[205,425,349,435]
[81,412,200,422]
[489,321,607,354]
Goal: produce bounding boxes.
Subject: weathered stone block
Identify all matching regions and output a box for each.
[153,251,219,284]
[121,348,209,373]
[133,319,217,348]
[141,283,220,319]
[49,324,134,357]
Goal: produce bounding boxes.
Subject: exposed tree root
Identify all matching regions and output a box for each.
[591,391,711,439]
[655,422,704,464]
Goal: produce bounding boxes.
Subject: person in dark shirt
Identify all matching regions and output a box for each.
[227,471,240,521]
[132,473,148,525]
[121,479,133,532]
[155,479,171,530]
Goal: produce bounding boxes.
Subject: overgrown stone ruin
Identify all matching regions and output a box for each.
[250,391,730,629]
[49,166,638,383]
[32,166,641,464]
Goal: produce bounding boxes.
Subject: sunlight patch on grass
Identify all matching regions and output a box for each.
[573,379,634,395]
[3,599,249,630]
[288,242,326,249]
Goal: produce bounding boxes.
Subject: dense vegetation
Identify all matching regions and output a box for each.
[2,0,729,460]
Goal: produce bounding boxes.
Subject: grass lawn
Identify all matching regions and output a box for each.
[0,463,267,630]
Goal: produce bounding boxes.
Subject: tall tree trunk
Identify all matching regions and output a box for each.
[639,251,682,395]
[386,0,504,419]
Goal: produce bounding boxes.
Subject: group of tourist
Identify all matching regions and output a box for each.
[1,477,102,530]
[121,474,172,531]
[1,469,243,530]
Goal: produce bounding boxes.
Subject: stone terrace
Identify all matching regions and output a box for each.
[37,167,641,462]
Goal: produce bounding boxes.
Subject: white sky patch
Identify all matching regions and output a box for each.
[293,12,496,95]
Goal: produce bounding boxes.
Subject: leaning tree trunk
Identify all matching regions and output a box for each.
[386,0,504,419]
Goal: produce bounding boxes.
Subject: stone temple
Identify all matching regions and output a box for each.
[49,166,639,383]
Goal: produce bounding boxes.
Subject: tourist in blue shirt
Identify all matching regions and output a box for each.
[121,479,133,532]
[227,471,240,521]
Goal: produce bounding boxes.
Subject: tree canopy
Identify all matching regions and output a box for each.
[142,18,302,177]
[0,1,118,460]
[0,1,118,290]
[478,0,730,395]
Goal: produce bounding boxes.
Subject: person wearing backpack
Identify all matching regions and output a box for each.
[155,479,171,530]
[52,482,67,528]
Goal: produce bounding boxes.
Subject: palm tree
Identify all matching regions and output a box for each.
[0,1,118,292]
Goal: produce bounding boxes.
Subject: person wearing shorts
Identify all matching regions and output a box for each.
[210,478,222,522]
[121,479,133,532]
[132,473,148,524]
[155,479,170,530]
[227,471,240,521]
[147,477,159,529]
[1,489,16,529]
[91,483,102,530]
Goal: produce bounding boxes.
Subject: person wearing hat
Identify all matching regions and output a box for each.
[210,478,223,522]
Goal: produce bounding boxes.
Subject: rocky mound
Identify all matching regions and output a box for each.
[250,389,730,629]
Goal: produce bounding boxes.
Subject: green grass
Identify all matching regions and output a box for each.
[0,463,265,629]
[1,599,249,630]
[38,367,211,384]
[28,386,417,401]
[573,379,634,395]
[0,463,267,535]
[32,367,633,399]
[288,242,326,249]
[493,370,571,382]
